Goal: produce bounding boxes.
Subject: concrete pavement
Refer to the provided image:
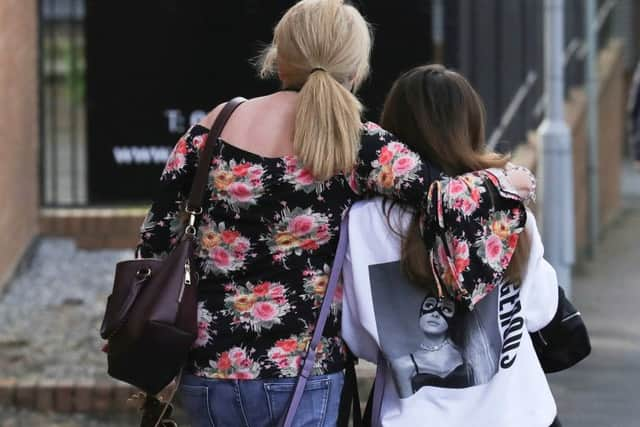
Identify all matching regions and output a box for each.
[548,162,640,427]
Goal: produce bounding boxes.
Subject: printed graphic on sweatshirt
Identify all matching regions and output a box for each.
[369,261,523,398]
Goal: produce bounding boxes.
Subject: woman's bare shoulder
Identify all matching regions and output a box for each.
[198,102,228,129]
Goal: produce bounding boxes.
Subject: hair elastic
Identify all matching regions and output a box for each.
[310,67,327,74]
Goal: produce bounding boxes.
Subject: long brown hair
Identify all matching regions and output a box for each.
[380,64,529,290]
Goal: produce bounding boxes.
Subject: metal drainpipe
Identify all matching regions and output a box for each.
[586,0,599,258]
[432,0,445,64]
[538,0,575,297]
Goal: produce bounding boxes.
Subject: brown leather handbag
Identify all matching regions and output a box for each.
[100,98,246,395]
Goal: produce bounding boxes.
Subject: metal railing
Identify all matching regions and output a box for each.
[486,0,619,152]
[39,0,87,207]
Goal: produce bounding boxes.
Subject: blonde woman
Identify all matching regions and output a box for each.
[137,2,533,426]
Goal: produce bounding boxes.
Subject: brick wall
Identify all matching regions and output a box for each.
[0,0,39,292]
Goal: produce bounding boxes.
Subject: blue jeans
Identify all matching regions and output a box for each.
[178,371,345,427]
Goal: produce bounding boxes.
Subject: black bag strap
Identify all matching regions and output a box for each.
[338,350,362,427]
[186,97,246,214]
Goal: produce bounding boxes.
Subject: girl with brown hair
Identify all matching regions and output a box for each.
[343,65,561,427]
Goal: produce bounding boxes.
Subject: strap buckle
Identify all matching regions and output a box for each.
[184,205,203,236]
[184,205,203,215]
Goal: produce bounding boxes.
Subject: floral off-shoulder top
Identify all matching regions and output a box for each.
[137,121,529,380]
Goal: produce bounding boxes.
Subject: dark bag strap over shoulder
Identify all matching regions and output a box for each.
[186,97,247,214]
[338,349,362,427]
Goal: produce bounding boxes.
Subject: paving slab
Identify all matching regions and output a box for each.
[548,163,640,427]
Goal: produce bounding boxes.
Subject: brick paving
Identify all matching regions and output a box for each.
[547,163,640,427]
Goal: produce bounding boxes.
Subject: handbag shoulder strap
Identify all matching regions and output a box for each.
[186,97,246,212]
[281,215,350,427]
[369,352,387,427]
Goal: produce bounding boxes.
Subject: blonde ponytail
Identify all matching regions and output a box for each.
[294,69,363,179]
[258,0,372,180]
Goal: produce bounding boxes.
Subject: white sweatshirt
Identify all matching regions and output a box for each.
[342,199,558,427]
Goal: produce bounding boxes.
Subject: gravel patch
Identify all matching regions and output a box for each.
[0,238,132,382]
[0,407,138,427]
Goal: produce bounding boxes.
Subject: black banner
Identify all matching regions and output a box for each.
[86,0,432,203]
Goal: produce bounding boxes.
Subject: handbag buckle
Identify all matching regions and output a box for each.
[184,205,203,236]
[184,205,203,215]
[136,268,152,281]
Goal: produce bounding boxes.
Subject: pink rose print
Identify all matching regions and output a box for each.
[198,221,252,275]
[300,239,320,251]
[453,239,470,274]
[209,159,265,209]
[460,198,476,216]
[191,134,207,150]
[229,348,245,362]
[296,169,315,185]
[175,139,188,155]
[249,166,263,177]
[485,235,504,263]
[195,321,208,345]
[333,284,343,302]
[289,215,315,236]
[392,156,417,176]
[348,170,360,194]
[316,230,330,241]
[263,208,331,261]
[278,358,291,368]
[281,158,322,193]
[217,353,232,371]
[284,156,297,174]
[223,281,290,333]
[269,285,285,299]
[234,240,249,251]
[276,338,299,353]
[232,163,251,177]
[501,255,511,269]
[253,282,270,297]
[164,153,185,174]
[228,182,253,202]
[193,302,213,348]
[221,230,240,244]
[378,146,393,165]
[365,122,382,132]
[448,179,467,196]
[270,348,286,359]
[251,301,278,321]
[387,141,409,154]
[470,187,482,202]
[212,247,231,268]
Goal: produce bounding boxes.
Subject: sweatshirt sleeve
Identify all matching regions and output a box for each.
[519,212,560,332]
[341,252,381,363]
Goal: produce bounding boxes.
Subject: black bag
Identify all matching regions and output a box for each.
[100,98,247,395]
[531,286,591,373]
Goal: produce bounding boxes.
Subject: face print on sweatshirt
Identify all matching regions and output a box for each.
[368,261,524,398]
